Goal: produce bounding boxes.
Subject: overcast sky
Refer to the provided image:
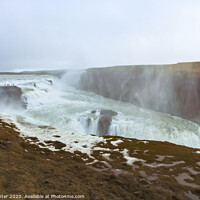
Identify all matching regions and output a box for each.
[0,0,200,71]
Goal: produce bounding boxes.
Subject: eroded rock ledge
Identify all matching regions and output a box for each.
[0,86,26,110]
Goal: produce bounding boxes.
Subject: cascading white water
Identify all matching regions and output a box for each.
[0,73,200,148]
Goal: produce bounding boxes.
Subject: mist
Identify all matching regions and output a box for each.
[0,0,200,71]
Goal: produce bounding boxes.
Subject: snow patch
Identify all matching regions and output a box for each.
[111,139,123,146]
[122,149,143,165]
[1,115,105,157]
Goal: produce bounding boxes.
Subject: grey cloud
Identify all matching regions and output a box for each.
[0,0,200,71]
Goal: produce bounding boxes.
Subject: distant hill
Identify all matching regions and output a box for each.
[0,69,67,78]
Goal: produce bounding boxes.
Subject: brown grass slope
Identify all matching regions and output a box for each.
[0,119,200,200]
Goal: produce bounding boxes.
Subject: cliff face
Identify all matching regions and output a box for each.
[0,86,26,110]
[79,62,200,124]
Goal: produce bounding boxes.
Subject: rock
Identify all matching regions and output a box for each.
[97,109,117,136]
[46,80,53,85]
[0,86,26,110]
[91,110,97,114]
[53,135,61,138]
[100,109,118,117]
[97,116,112,136]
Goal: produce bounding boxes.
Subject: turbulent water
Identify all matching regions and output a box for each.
[1,72,200,148]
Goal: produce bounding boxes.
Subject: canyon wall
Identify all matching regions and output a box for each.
[78,62,200,124]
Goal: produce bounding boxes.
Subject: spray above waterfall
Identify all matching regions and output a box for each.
[60,70,85,88]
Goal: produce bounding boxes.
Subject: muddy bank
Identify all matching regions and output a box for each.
[79,62,200,124]
[0,119,200,199]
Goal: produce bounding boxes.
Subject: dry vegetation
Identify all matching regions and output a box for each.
[0,119,200,200]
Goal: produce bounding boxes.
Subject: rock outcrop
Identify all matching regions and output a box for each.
[97,109,118,136]
[98,116,112,136]
[79,62,200,124]
[0,86,26,110]
[100,109,118,117]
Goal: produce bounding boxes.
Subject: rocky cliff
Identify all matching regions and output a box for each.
[79,62,200,124]
[0,86,26,110]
